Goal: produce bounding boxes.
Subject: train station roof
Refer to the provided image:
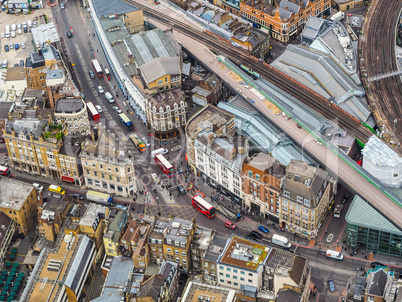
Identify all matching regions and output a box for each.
[93,0,140,18]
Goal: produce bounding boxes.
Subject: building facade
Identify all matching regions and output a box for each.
[279,160,335,239]
[80,129,137,197]
[4,111,68,180]
[54,98,91,135]
[0,178,39,235]
[242,153,286,222]
[78,203,107,249]
[239,0,331,43]
[145,89,187,139]
[0,211,16,271]
[103,208,128,256]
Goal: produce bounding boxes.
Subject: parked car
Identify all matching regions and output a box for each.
[113,106,122,114]
[98,86,104,94]
[371,261,385,268]
[14,63,19,67]
[327,279,336,292]
[19,60,24,67]
[33,21,38,27]
[89,70,95,79]
[4,45,9,52]
[14,44,19,50]
[9,43,14,49]
[250,230,263,239]
[67,31,72,38]
[33,183,44,191]
[224,221,236,229]
[177,184,186,195]
[20,43,26,49]
[95,105,102,113]
[142,137,150,147]
[258,226,269,233]
[1,33,4,38]
[72,193,84,200]
[341,194,349,204]
[248,233,260,240]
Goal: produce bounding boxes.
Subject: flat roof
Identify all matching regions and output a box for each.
[79,203,107,227]
[218,235,270,271]
[345,195,402,235]
[0,178,34,211]
[93,0,139,17]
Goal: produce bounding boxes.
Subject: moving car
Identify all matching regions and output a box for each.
[95,105,102,113]
[89,70,95,79]
[341,194,349,203]
[113,106,122,114]
[142,137,150,147]
[249,231,262,240]
[327,279,335,292]
[60,2,65,9]
[97,86,104,94]
[224,221,236,229]
[72,193,84,200]
[177,184,186,195]
[67,31,72,38]
[258,226,269,233]
[33,183,44,191]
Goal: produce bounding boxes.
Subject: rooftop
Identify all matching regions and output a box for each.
[104,209,127,242]
[41,191,72,214]
[147,89,185,110]
[218,235,270,271]
[276,289,302,302]
[128,28,178,67]
[345,195,402,235]
[79,203,107,227]
[186,104,234,141]
[5,66,26,81]
[366,268,388,297]
[5,117,49,141]
[0,178,34,211]
[55,98,85,114]
[0,102,13,120]
[204,233,228,262]
[139,57,181,85]
[92,256,137,302]
[93,0,140,17]
[244,152,286,179]
[193,227,214,251]
[362,136,402,168]
[181,281,236,302]
[31,23,60,46]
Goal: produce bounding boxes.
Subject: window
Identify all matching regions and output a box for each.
[240,277,244,281]
[248,171,253,177]
[255,174,260,181]
[219,272,223,276]
[167,248,171,253]
[248,273,253,276]
[175,250,178,255]
[240,271,245,275]
[175,257,179,262]
[219,266,224,270]
[233,275,237,279]
[248,279,253,283]
[227,268,231,272]
[182,251,186,257]
[234,282,238,286]
[233,269,238,273]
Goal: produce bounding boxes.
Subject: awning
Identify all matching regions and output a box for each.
[62,175,75,183]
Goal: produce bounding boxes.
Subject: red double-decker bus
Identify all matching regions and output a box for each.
[91,59,103,78]
[0,165,11,177]
[86,102,100,122]
[155,153,173,177]
[192,195,216,218]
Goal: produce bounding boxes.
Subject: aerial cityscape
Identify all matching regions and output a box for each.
[0,0,401,301]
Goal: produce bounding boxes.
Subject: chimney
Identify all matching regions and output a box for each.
[11,127,16,137]
[30,131,34,141]
[207,133,215,146]
[230,148,237,160]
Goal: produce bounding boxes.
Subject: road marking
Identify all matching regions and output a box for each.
[326,234,334,243]
[171,145,182,151]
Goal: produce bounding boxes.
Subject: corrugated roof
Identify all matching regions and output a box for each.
[345,195,402,235]
[139,57,181,84]
[93,0,139,17]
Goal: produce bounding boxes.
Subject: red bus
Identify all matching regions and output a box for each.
[155,153,173,177]
[86,102,100,122]
[192,195,216,218]
[0,165,11,177]
[91,59,103,77]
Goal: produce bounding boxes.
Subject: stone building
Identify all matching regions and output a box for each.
[80,127,137,197]
[54,98,91,135]
[279,160,335,239]
[145,89,187,139]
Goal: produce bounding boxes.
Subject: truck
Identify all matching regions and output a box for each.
[129,134,146,152]
[272,234,292,248]
[119,113,133,130]
[334,204,344,218]
[86,190,113,204]
[326,249,344,260]
[49,185,65,195]
[330,11,345,22]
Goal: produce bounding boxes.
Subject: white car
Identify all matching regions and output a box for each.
[9,43,14,49]
[95,105,102,113]
[1,33,4,38]
[97,86,104,94]
[142,137,151,147]
[113,106,122,114]
[33,183,44,191]
[33,21,38,27]
[20,43,26,49]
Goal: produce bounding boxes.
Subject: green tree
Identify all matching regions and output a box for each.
[55,132,62,140]
[57,124,63,130]
[44,132,51,139]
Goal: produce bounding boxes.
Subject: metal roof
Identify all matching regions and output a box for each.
[93,0,139,17]
[345,195,402,235]
[362,136,402,168]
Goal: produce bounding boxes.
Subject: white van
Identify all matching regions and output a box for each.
[326,250,344,260]
[17,28,22,35]
[151,148,168,158]
[104,92,115,103]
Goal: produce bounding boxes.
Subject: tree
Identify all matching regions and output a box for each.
[55,132,62,140]
[57,124,63,130]
[44,132,51,139]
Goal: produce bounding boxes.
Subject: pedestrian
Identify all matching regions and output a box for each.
[325,229,328,234]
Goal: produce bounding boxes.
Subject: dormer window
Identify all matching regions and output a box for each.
[166,105,170,111]
[174,103,178,108]
[159,107,164,113]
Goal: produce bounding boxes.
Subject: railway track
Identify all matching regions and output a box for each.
[131,1,373,142]
[364,0,402,145]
